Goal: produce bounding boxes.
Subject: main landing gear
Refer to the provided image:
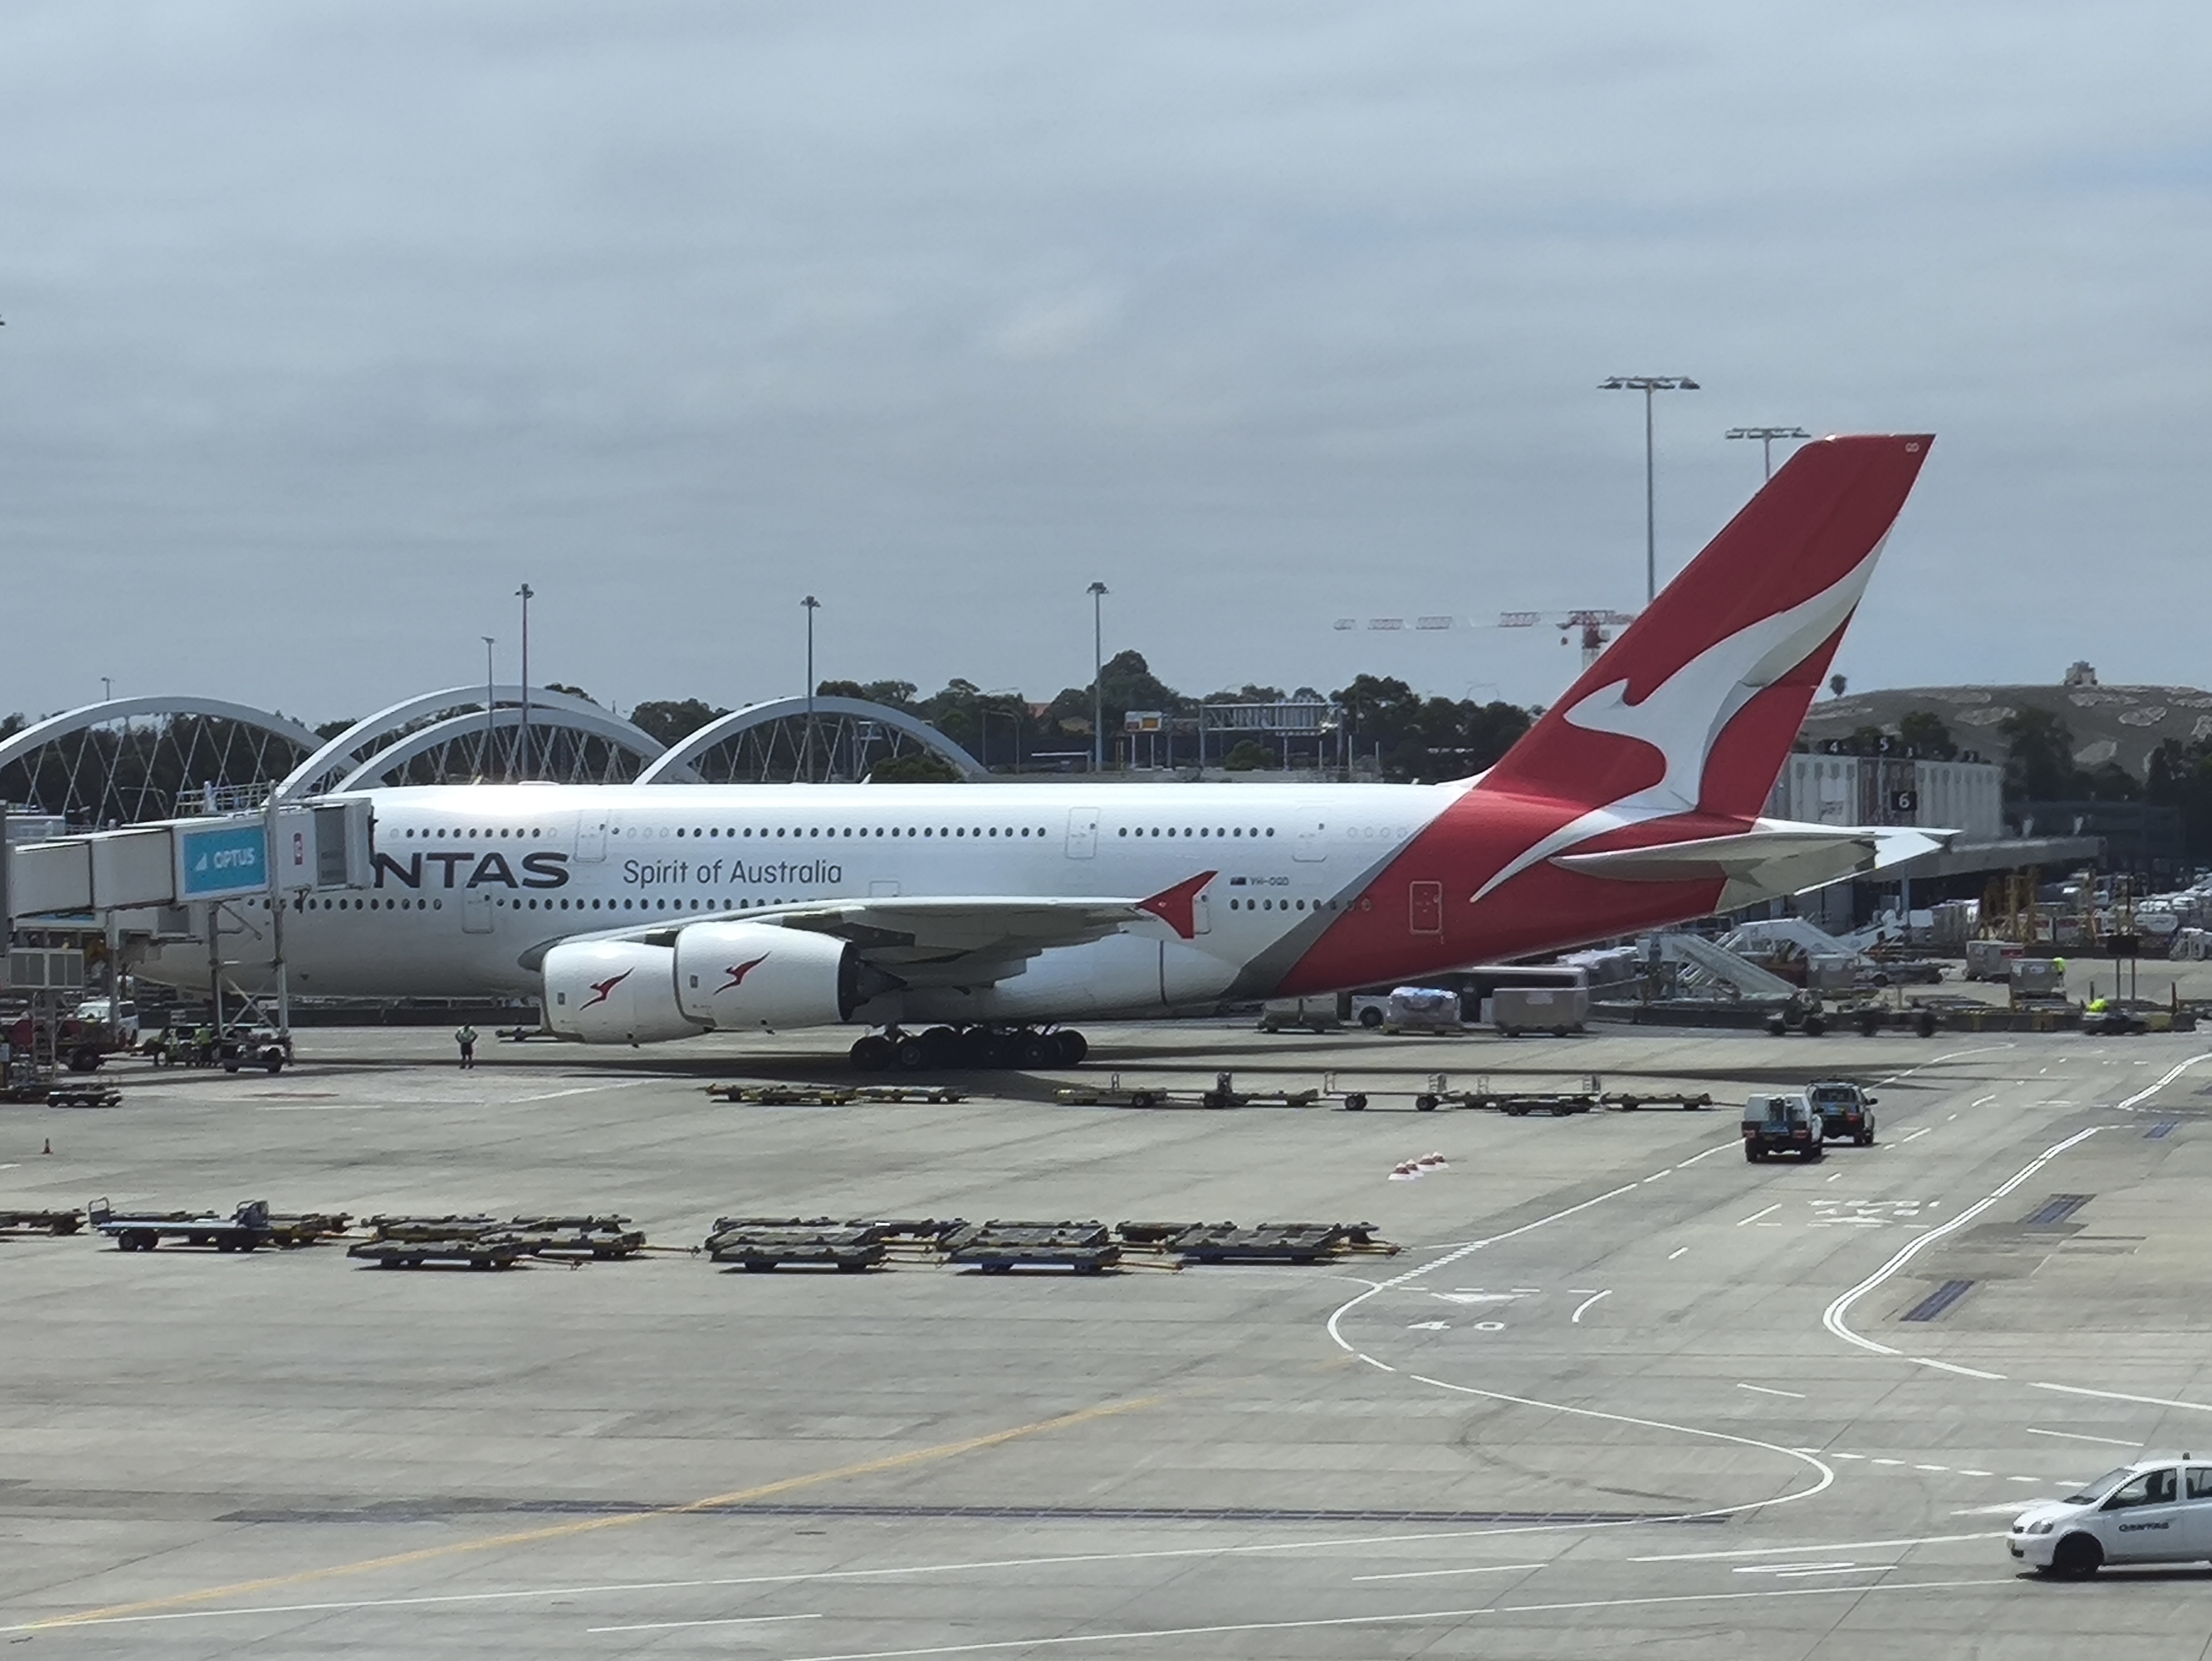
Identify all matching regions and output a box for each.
[848,1026,1089,1073]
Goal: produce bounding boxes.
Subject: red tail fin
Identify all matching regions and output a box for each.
[1481,434,1932,821]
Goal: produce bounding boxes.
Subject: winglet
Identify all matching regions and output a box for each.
[1138,871,1216,940]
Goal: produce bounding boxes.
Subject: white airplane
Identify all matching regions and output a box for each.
[142,435,1937,1068]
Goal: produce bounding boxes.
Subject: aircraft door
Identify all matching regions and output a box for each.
[1293,821,1328,862]
[462,891,495,935]
[1409,880,1444,937]
[575,812,607,864]
[1065,808,1098,859]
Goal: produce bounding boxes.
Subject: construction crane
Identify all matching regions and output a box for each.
[1330,608,1640,673]
[1498,608,1638,671]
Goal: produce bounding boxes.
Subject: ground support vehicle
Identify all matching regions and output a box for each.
[943,1220,1122,1274]
[1808,1079,1878,1143]
[1741,1093,1825,1162]
[1602,1090,1715,1111]
[1764,994,1832,1037]
[1054,1071,1370,1111]
[347,1236,523,1271]
[1257,997,1343,1033]
[1,1066,123,1108]
[1380,987,1465,1035]
[1150,1222,1387,1264]
[706,1082,964,1105]
[90,1197,283,1252]
[2009,1459,2212,1577]
[1491,985,1590,1037]
[1410,1071,1605,1115]
[0,1208,84,1236]
[1849,1002,1943,1038]
[352,1211,639,1265]
[702,1216,923,1272]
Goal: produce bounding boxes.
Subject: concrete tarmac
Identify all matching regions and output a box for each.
[5,1020,2212,1657]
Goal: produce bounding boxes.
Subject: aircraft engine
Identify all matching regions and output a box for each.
[671,921,858,1030]
[542,941,702,1045]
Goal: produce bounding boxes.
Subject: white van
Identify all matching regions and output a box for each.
[2009,1459,2212,1576]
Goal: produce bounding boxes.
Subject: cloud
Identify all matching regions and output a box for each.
[0,0,2207,719]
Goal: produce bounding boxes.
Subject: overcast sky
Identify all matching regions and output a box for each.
[3,1,2207,726]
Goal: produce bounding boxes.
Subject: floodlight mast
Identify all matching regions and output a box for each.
[1725,425,1811,481]
[1600,375,1699,602]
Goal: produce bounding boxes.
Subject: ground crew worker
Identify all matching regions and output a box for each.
[455,1023,478,1069]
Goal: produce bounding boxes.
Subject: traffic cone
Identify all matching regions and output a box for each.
[1418,1151,1447,1169]
[41,1138,52,1155]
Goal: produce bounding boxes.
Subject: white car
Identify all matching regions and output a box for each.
[2009,1459,2212,1576]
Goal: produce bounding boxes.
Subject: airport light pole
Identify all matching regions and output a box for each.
[1087,581,1108,773]
[1725,425,1810,481]
[513,583,534,780]
[481,637,496,777]
[1600,375,1699,602]
[801,595,820,782]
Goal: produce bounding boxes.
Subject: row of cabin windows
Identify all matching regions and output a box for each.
[297,895,797,913]
[285,891,1349,917]
[396,823,1301,842]
[400,825,1051,841]
[1120,827,1272,839]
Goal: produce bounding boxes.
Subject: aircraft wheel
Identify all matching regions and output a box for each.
[1015,1031,1054,1069]
[1052,1030,1088,1066]
[850,1035,893,1071]
[894,1036,930,1071]
[920,1026,961,1067]
[1358,1007,1384,1029]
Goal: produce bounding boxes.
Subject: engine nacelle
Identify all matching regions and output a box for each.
[542,941,703,1045]
[672,921,858,1030]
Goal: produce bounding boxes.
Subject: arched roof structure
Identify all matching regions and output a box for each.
[277,686,668,800]
[0,697,320,826]
[328,704,679,792]
[633,695,987,785]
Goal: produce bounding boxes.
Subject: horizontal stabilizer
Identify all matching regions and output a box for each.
[1551,820,1954,908]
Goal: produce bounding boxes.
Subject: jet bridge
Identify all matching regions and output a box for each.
[2,798,375,1034]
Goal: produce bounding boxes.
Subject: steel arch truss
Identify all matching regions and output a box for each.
[633,696,987,785]
[279,687,670,799]
[0,697,321,827]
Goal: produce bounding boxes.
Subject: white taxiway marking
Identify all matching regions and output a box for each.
[2031,1380,2212,1415]
[1734,1560,1867,1575]
[514,1079,661,1104]
[1629,1532,1993,1563]
[1970,1096,1996,1107]
[1822,1125,2100,1362]
[1667,1246,1687,1261]
[1350,1561,1548,1583]
[775,1581,2024,1661]
[1736,1204,1780,1227]
[1909,1358,2005,1381]
[1674,1142,1735,1169]
[2025,1427,2142,1448]
[1901,1127,1931,1143]
[2112,1053,2212,1113]
[1569,1289,1611,1324]
[1737,1384,1806,1399]
[1825,1171,1842,1182]
[589,1613,821,1634]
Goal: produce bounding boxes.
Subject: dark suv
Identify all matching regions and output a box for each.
[1808,1079,1877,1144]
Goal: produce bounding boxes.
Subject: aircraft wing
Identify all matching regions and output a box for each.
[517,874,1216,990]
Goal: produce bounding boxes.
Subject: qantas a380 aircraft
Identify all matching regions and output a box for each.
[145,434,1935,1068]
